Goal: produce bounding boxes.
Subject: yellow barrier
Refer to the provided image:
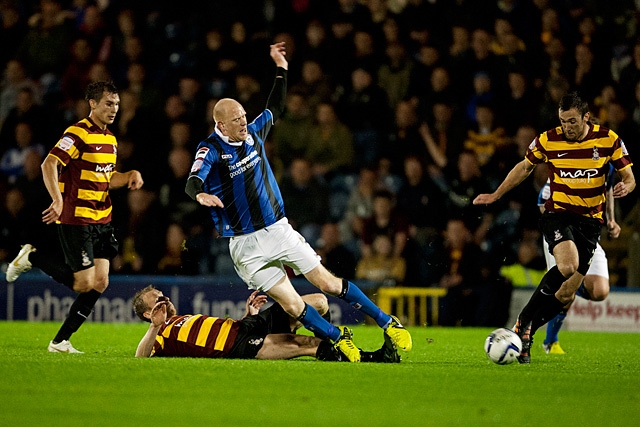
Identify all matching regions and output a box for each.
[377,287,447,326]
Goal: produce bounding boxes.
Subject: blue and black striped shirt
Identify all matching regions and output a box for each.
[186,68,288,237]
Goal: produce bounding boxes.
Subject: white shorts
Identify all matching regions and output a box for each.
[228,217,321,292]
[543,239,609,278]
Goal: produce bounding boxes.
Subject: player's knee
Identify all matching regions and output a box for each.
[95,277,109,293]
[589,286,609,301]
[305,294,329,316]
[72,279,92,293]
[556,262,578,278]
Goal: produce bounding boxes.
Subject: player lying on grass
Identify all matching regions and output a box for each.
[133,286,400,362]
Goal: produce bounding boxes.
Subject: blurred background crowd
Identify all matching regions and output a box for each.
[2,0,640,326]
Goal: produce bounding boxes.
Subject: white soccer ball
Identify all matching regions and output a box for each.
[484,328,522,365]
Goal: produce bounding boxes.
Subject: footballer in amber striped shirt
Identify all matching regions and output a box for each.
[39,81,143,354]
[473,92,635,364]
[133,286,401,363]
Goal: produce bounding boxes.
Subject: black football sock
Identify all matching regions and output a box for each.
[531,295,566,334]
[360,348,384,363]
[517,266,566,328]
[30,251,75,290]
[315,340,342,361]
[53,290,101,343]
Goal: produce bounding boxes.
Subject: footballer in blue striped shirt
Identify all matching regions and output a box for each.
[186,42,412,362]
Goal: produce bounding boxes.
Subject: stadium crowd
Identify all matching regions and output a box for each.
[2,0,640,326]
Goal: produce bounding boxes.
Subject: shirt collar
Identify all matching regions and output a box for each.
[214,124,243,146]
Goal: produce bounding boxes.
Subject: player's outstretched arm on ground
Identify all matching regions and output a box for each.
[473,159,535,205]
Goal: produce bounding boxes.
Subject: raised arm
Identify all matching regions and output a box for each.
[473,159,536,205]
[135,301,167,358]
[265,42,288,122]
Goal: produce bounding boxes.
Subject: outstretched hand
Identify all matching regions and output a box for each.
[473,193,498,205]
[270,42,288,69]
[127,170,144,190]
[196,193,224,208]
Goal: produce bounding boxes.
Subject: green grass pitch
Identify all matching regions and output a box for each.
[0,321,638,427]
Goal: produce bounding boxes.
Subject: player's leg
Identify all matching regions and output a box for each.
[255,334,324,360]
[230,223,360,361]
[290,293,329,332]
[303,264,412,352]
[541,239,567,354]
[50,224,115,353]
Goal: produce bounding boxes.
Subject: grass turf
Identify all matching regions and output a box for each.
[0,321,638,427]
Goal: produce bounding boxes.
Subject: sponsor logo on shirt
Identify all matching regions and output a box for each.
[96,164,115,173]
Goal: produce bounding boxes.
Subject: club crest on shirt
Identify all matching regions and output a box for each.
[246,135,254,146]
[528,139,536,150]
[58,136,75,151]
[592,147,600,161]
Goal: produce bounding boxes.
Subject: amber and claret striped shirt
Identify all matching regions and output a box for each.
[152,314,241,358]
[526,123,633,222]
[48,118,117,225]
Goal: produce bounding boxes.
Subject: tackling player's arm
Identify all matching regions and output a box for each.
[185,177,224,208]
[473,159,536,205]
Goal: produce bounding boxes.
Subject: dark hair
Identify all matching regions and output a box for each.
[559,91,589,116]
[85,81,118,102]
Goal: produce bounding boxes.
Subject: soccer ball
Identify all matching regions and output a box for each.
[484,328,522,365]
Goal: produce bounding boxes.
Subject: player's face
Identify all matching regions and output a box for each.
[90,91,120,129]
[219,103,247,142]
[558,108,589,142]
[143,289,176,319]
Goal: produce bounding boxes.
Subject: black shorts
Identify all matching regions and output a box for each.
[58,223,119,272]
[539,211,602,275]
[226,303,293,359]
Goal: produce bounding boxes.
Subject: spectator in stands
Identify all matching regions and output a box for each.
[338,165,379,253]
[334,66,390,171]
[305,101,354,179]
[271,90,312,169]
[316,222,357,280]
[464,102,508,170]
[396,155,447,248]
[111,189,165,274]
[432,218,489,326]
[356,234,406,287]
[500,69,539,136]
[279,157,330,245]
[16,0,74,79]
[0,59,41,128]
[377,41,414,111]
[290,59,334,114]
[0,87,48,154]
[0,122,45,184]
